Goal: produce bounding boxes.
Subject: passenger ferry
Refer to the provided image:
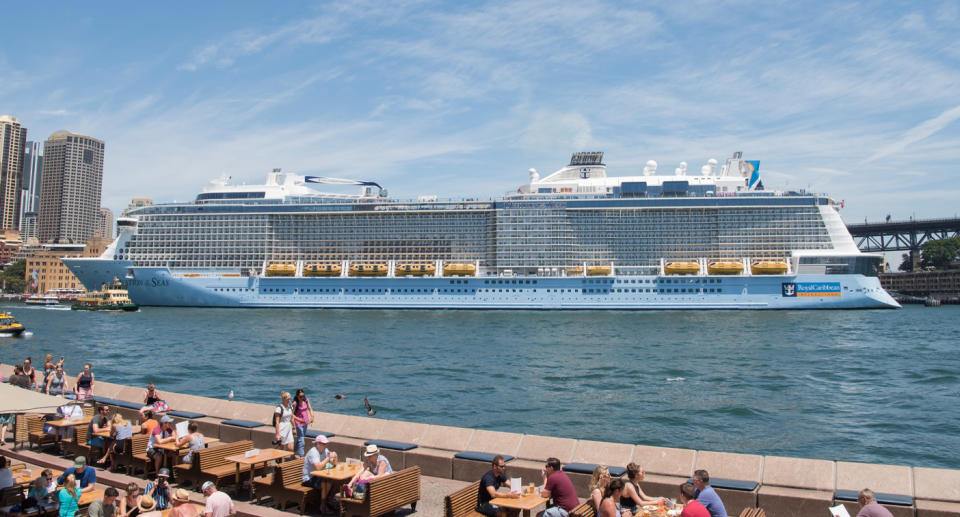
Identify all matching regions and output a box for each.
[23,294,60,306]
[71,280,139,312]
[62,152,898,310]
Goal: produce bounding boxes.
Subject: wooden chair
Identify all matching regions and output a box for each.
[62,426,91,459]
[570,500,596,517]
[0,486,23,507]
[128,434,154,477]
[23,415,56,451]
[82,406,95,417]
[253,457,319,514]
[738,509,766,517]
[340,466,421,517]
[443,480,483,517]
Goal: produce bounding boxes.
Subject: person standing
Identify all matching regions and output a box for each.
[540,457,578,517]
[201,481,235,517]
[22,357,38,390]
[476,454,519,517]
[856,489,895,517]
[291,389,314,457]
[75,363,95,401]
[692,470,727,517]
[679,482,709,517]
[46,365,69,396]
[273,392,294,452]
[87,486,120,517]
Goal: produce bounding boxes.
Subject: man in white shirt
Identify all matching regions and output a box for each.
[202,481,234,517]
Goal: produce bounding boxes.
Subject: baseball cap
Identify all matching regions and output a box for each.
[314,435,329,444]
[160,415,174,423]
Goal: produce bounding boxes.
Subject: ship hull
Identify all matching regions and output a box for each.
[63,258,900,310]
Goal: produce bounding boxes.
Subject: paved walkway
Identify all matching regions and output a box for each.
[1,445,471,517]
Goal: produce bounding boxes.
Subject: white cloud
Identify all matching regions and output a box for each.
[865,105,960,163]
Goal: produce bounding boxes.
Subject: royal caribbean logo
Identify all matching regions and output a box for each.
[782,282,841,297]
[580,167,590,179]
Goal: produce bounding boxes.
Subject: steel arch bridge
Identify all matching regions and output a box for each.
[846,218,960,253]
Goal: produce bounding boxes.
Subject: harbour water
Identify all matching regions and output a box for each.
[1,304,957,469]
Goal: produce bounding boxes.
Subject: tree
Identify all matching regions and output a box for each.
[897,253,913,272]
[0,259,27,293]
[920,236,960,270]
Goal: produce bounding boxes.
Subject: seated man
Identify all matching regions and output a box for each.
[58,456,97,493]
[146,416,177,473]
[87,405,111,464]
[87,486,119,517]
[856,488,894,517]
[679,482,709,517]
[539,457,578,517]
[144,468,172,510]
[692,469,727,517]
[140,410,158,436]
[0,457,13,490]
[301,435,339,512]
[477,454,519,517]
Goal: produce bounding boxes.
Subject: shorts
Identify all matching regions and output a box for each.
[0,414,15,426]
[146,448,160,459]
[88,436,105,448]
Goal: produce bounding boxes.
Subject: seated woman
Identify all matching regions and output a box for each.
[100,414,133,470]
[140,383,168,418]
[589,465,611,510]
[177,422,205,464]
[620,462,666,514]
[599,478,628,517]
[347,444,393,494]
[119,482,142,517]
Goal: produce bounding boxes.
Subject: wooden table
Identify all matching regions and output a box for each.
[78,488,105,507]
[310,463,361,500]
[14,468,62,488]
[224,449,294,497]
[490,493,548,517]
[93,424,141,438]
[45,416,92,429]
[160,503,206,516]
[155,437,221,470]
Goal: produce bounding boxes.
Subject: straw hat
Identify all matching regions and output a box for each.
[363,444,380,457]
[139,494,157,511]
[173,488,191,503]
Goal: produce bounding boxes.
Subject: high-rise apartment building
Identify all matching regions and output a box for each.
[0,115,26,230]
[20,141,42,229]
[95,207,113,238]
[38,130,105,244]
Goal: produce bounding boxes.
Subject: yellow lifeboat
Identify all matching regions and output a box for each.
[664,261,700,275]
[586,265,612,276]
[265,263,296,277]
[303,264,342,277]
[707,261,744,275]
[751,260,789,275]
[396,264,436,276]
[443,263,476,276]
[566,266,584,275]
[349,264,388,276]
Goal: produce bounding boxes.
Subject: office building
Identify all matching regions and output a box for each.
[0,115,26,230]
[38,130,105,244]
[95,207,113,238]
[20,141,42,229]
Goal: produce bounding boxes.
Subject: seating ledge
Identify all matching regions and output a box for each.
[364,439,418,451]
[916,499,960,511]
[758,485,833,498]
[564,462,627,477]
[685,477,759,492]
[834,489,913,506]
[93,396,143,410]
[455,451,515,463]
[221,419,266,428]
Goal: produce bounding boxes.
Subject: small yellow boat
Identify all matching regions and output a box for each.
[349,264,388,276]
[396,264,436,276]
[751,260,788,275]
[443,263,476,276]
[265,263,296,277]
[586,265,612,276]
[0,312,25,336]
[664,261,700,275]
[566,266,584,275]
[304,264,342,277]
[707,261,744,275]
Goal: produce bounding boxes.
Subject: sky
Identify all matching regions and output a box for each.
[2,1,959,224]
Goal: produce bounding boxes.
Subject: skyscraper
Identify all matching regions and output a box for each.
[38,130,105,244]
[95,207,113,238]
[0,115,26,230]
[20,141,42,230]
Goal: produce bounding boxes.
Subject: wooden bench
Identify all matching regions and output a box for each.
[570,500,596,517]
[253,457,318,514]
[444,480,482,517]
[18,415,56,451]
[193,440,255,490]
[738,509,766,517]
[340,466,421,517]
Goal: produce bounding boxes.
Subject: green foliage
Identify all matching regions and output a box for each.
[0,259,27,293]
[897,253,913,272]
[920,236,960,270]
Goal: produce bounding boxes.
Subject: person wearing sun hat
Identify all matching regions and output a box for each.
[347,443,393,493]
[168,488,200,517]
[138,493,162,516]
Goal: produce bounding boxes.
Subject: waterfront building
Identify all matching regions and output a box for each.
[0,116,26,230]
[0,229,22,266]
[24,236,111,293]
[19,141,42,230]
[95,207,113,238]
[38,130,105,244]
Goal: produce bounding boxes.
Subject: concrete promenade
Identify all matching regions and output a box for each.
[2,366,959,517]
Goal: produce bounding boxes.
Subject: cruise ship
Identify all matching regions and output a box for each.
[63,152,899,309]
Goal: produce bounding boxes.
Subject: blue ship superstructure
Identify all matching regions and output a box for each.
[64,152,899,310]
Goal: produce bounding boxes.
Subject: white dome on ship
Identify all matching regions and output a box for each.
[529,168,540,182]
